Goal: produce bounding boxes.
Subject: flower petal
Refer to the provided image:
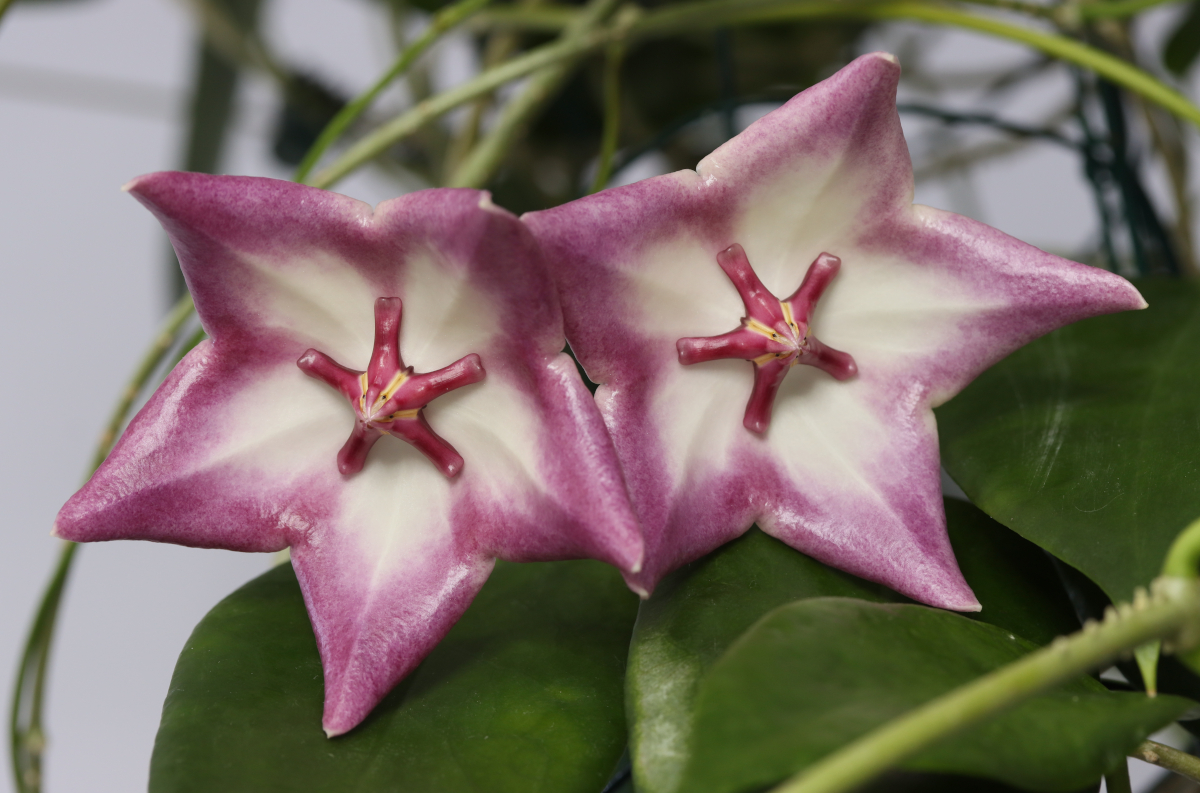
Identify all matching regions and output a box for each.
[525,52,1144,607]
[57,174,642,734]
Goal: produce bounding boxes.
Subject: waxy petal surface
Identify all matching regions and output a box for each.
[55,173,642,735]
[524,53,1145,608]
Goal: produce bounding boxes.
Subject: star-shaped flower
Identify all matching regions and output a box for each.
[524,52,1145,608]
[54,173,643,736]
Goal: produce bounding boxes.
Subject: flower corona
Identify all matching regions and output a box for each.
[298,297,485,477]
[677,243,856,434]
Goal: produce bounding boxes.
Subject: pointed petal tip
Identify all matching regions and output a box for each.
[1095,269,1147,312]
[321,693,367,738]
[50,510,82,541]
[476,191,509,216]
[938,592,982,613]
[622,570,652,599]
[121,171,167,198]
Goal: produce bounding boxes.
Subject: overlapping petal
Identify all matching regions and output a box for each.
[54,173,642,735]
[524,52,1145,608]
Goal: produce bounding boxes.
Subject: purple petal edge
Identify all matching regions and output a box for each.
[524,52,1146,611]
[56,172,645,737]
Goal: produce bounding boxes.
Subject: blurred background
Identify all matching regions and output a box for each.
[2,0,1199,789]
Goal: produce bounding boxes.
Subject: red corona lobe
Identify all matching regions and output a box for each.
[298,296,485,477]
[677,243,856,434]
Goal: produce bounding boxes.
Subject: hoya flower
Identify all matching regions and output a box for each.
[524,52,1145,608]
[54,174,642,736]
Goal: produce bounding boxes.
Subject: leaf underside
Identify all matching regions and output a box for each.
[149,559,638,793]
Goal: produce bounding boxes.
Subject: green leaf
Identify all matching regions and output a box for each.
[945,498,1080,646]
[626,500,1079,793]
[627,529,906,793]
[937,278,1200,604]
[679,599,1192,793]
[149,559,638,793]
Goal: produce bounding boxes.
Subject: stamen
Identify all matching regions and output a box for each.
[677,246,856,434]
[298,296,486,477]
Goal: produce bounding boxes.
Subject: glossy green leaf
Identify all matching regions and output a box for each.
[938,279,1200,604]
[627,529,905,793]
[945,498,1080,646]
[626,499,1080,793]
[149,559,638,793]
[680,599,1191,793]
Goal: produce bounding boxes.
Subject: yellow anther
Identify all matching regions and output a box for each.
[745,317,777,338]
[371,370,409,411]
[781,301,797,328]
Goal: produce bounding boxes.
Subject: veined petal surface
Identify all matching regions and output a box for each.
[524,52,1145,608]
[55,173,642,735]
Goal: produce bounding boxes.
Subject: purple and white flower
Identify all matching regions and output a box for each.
[524,52,1146,608]
[54,173,643,736]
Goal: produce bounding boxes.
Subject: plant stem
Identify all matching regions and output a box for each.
[294,0,493,184]
[9,294,196,793]
[472,0,1177,31]
[471,5,577,32]
[768,575,1200,793]
[0,0,18,27]
[447,0,622,189]
[315,0,1200,190]
[590,35,627,193]
[732,1,1200,132]
[442,0,546,180]
[310,25,613,189]
[1163,517,1200,578]
[1131,740,1200,783]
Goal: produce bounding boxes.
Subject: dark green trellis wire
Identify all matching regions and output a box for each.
[1098,77,1180,276]
[1071,67,1180,277]
[900,92,1177,277]
[893,101,1124,271]
[1075,94,1123,273]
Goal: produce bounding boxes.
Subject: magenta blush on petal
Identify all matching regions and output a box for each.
[57,173,643,736]
[676,243,857,434]
[297,296,485,477]
[526,51,1144,609]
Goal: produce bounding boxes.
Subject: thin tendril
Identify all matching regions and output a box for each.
[9,295,196,793]
[293,0,493,184]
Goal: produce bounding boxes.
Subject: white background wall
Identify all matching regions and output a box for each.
[0,1,1191,790]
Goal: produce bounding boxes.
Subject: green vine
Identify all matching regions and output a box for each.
[10,295,196,793]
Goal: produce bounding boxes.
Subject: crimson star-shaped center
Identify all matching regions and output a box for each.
[297,296,485,477]
[677,243,857,434]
